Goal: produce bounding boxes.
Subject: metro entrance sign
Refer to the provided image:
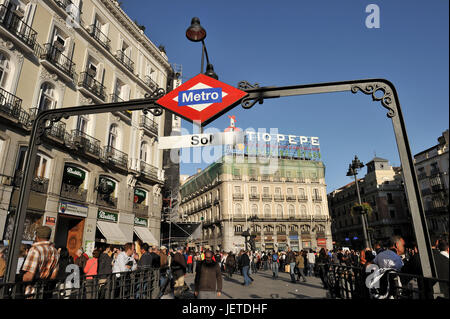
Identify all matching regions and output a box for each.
[156,73,248,126]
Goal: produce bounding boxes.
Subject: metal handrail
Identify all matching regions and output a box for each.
[89,24,111,50]
[116,50,134,72]
[78,72,106,101]
[41,43,76,79]
[0,4,38,49]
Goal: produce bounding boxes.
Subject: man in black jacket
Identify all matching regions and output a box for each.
[194,250,222,299]
[239,250,251,286]
[137,243,152,269]
[434,239,449,298]
[172,247,187,298]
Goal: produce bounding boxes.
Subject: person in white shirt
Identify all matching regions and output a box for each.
[307,250,316,276]
[112,242,137,275]
[373,236,405,271]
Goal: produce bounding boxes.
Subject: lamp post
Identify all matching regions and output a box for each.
[347,155,372,249]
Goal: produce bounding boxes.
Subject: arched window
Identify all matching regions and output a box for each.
[235,224,243,233]
[300,205,307,216]
[251,204,258,217]
[264,204,271,218]
[315,205,322,215]
[289,204,295,218]
[298,188,306,199]
[235,203,242,217]
[277,204,283,218]
[0,51,12,90]
[38,82,57,111]
[107,124,118,149]
[140,142,148,162]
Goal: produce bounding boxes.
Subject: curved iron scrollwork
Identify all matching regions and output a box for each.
[238,81,264,109]
[143,88,165,116]
[36,112,69,145]
[351,83,396,118]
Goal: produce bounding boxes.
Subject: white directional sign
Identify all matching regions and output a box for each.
[158,131,244,149]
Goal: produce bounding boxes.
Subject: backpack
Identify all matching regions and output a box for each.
[272,254,278,262]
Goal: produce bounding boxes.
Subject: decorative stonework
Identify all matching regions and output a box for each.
[0,38,24,64]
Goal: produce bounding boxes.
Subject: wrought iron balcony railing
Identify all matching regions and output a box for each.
[232,193,244,200]
[116,50,134,72]
[110,94,131,118]
[133,203,149,218]
[262,194,273,201]
[71,129,102,157]
[89,24,110,50]
[286,195,297,201]
[0,4,38,49]
[312,196,323,202]
[13,171,49,194]
[139,115,158,136]
[144,75,158,91]
[0,87,30,126]
[78,72,106,101]
[60,182,87,202]
[140,160,159,181]
[274,194,285,201]
[96,193,117,208]
[249,194,260,201]
[40,43,76,79]
[104,145,128,169]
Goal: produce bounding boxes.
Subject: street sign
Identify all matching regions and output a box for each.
[156,74,248,126]
[158,131,244,149]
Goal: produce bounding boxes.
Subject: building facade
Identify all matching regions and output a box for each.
[414,130,449,242]
[179,154,333,253]
[0,0,174,257]
[328,157,414,249]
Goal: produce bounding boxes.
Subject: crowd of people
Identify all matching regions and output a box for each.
[0,226,448,299]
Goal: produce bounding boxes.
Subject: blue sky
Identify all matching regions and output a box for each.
[121,0,449,192]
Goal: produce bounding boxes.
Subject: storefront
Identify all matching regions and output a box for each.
[133,217,158,247]
[289,235,299,251]
[317,238,327,249]
[301,234,311,249]
[277,235,287,252]
[95,210,128,245]
[54,201,88,259]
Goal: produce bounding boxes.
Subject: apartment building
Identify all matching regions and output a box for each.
[328,157,414,249]
[179,154,333,253]
[0,0,174,258]
[414,129,449,241]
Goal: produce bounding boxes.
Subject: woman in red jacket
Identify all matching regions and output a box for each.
[84,249,100,299]
[187,251,194,273]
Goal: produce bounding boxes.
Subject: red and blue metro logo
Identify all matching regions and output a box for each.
[156,73,248,126]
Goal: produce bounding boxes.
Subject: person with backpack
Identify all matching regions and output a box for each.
[271,250,280,279]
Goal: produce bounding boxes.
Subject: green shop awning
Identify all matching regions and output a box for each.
[98,176,116,194]
[63,165,86,186]
[134,188,146,203]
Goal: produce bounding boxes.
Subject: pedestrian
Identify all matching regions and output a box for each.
[150,246,161,269]
[220,251,228,273]
[433,238,449,298]
[194,250,223,299]
[22,226,59,298]
[84,248,100,299]
[16,244,30,282]
[286,247,296,283]
[171,247,187,298]
[262,252,268,270]
[97,245,113,298]
[316,248,330,289]
[271,250,280,279]
[0,246,7,283]
[295,251,307,282]
[187,251,194,273]
[55,247,74,299]
[373,236,404,271]
[112,243,137,298]
[137,243,152,269]
[225,251,236,278]
[239,250,251,286]
[307,248,316,276]
[74,248,89,275]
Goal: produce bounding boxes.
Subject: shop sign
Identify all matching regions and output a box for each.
[45,216,56,226]
[59,201,88,217]
[134,217,148,227]
[289,235,299,240]
[317,238,327,246]
[97,210,118,222]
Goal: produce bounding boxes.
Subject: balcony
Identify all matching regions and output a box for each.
[71,130,102,158]
[418,172,427,180]
[232,175,242,180]
[298,195,308,202]
[430,168,441,176]
[262,194,273,201]
[133,203,149,218]
[60,182,87,202]
[274,194,285,201]
[285,177,293,182]
[89,24,110,50]
[213,197,220,205]
[273,176,281,182]
[13,171,49,194]
[40,43,76,82]
[261,175,270,182]
[0,5,38,52]
[103,145,128,169]
[44,120,66,143]
[286,195,297,202]
[78,72,106,102]
[312,196,322,203]
[0,88,31,127]
[139,115,158,137]
[96,193,117,209]
[116,50,134,73]
[140,160,159,182]
[249,194,260,201]
[144,75,158,91]
[249,176,258,182]
[232,193,244,200]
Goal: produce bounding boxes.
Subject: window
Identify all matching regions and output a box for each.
[287,188,293,195]
[264,204,271,218]
[0,51,11,89]
[300,205,307,216]
[235,203,242,217]
[390,210,396,219]
[289,204,295,218]
[251,204,258,216]
[14,146,28,172]
[140,142,148,162]
[250,186,257,194]
[77,115,88,133]
[298,188,306,198]
[313,188,320,199]
[275,187,281,194]
[234,185,241,194]
[38,83,57,111]
[387,193,394,204]
[276,204,283,218]
[107,124,118,149]
[263,187,269,194]
[235,225,243,233]
[34,154,50,178]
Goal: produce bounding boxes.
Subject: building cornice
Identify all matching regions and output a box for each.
[100,0,172,72]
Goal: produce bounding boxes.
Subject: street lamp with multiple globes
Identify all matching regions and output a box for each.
[346,155,372,249]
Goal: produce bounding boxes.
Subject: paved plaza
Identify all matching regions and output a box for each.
[163,269,328,299]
